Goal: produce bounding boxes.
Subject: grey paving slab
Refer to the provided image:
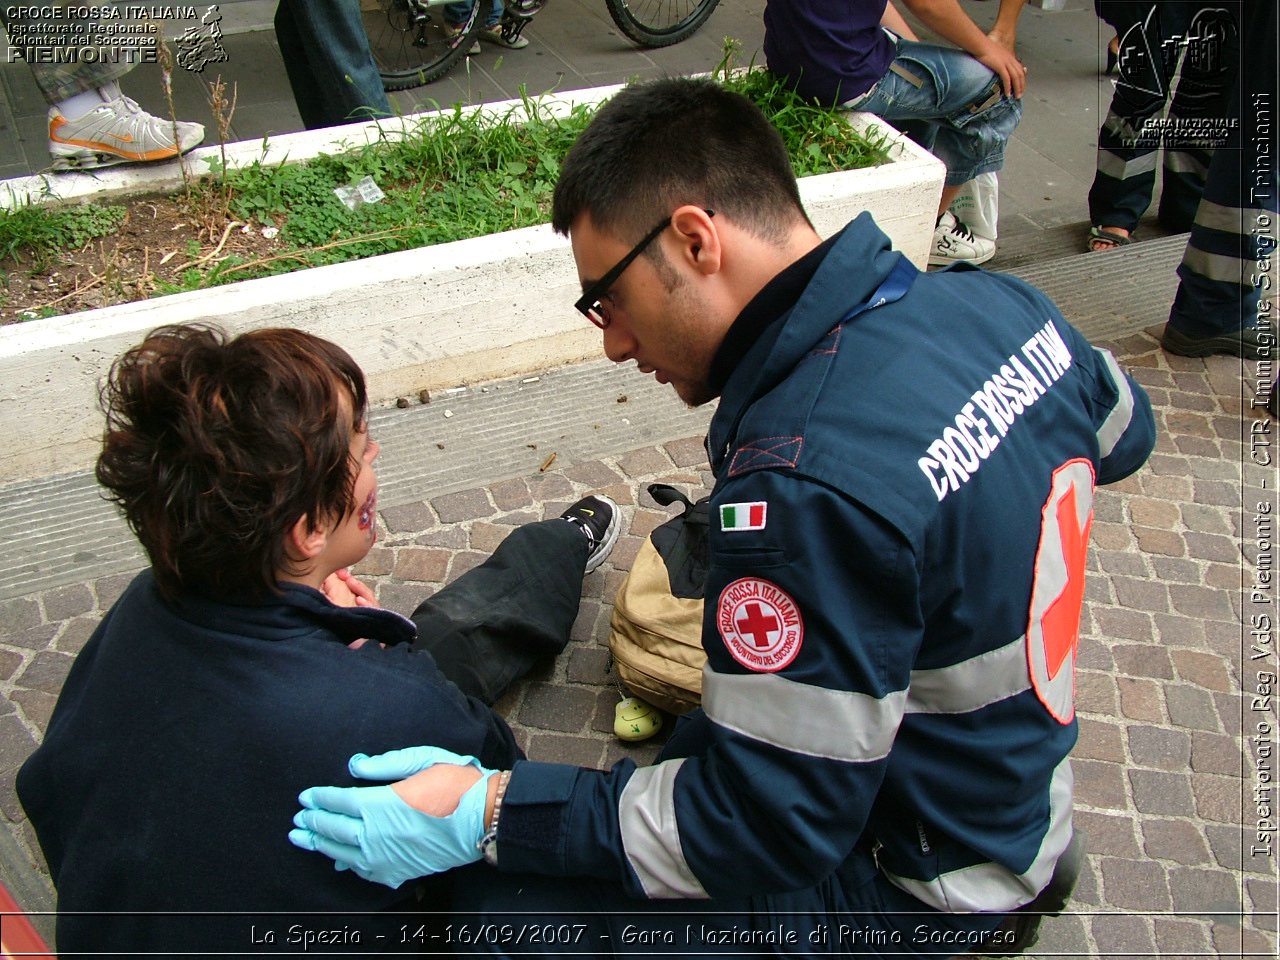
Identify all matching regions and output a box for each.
[0,62,46,174]
[224,96,304,144]
[0,58,49,117]
[398,59,515,116]
[8,111,49,175]
[0,74,24,169]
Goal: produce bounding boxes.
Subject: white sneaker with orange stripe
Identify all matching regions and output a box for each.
[48,95,205,171]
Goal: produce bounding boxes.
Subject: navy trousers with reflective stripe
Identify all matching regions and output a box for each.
[410,518,589,705]
[1088,2,1227,234]
[1167,2,1278,338]
[452,710,1007,957]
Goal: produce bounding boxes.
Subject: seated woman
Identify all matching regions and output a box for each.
[16,323,618,954]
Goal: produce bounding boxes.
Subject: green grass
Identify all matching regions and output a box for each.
[0,202,126,269]
[186,72,890,290]
[718,65,893,177]
[205,92,592,275]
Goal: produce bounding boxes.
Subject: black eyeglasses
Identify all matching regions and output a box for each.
[575,209,715,329]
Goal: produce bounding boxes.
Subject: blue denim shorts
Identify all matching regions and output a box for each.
[844,37,1023,186]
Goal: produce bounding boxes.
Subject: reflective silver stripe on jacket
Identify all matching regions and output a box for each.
[882,756,1075,912]
[618,759,708,899]
[704,636,1040,759]
[703,668,906,761]
[1095,348,1136,458]
[905,637,1029,715]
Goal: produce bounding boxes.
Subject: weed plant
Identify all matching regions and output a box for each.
[201,93,592,277]
[0,203,126,269]
[717,64,893,178]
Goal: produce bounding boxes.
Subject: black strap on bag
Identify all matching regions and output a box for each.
[646,483,711,600]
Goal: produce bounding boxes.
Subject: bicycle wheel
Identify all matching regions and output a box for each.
[365,0,484,93]
[604,0,721,47]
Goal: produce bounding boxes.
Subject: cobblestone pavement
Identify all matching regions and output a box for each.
[1,322,1277,957]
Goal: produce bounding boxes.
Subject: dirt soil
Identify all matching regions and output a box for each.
[1,193,284,324]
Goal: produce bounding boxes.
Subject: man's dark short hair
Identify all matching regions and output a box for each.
[96,323,368,600]
[552,77,808,245]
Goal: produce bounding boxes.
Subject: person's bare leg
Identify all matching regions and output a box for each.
[937,183,963,218]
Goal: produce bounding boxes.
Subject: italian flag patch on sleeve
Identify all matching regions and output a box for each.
[720,501,767,532]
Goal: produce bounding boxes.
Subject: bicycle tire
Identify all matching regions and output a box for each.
[604,0,721,47]
[366,0,484,93]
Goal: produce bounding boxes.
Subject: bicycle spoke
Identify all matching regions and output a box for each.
[621,0,700,33]
[366,0,482,92]
[606,0,720,47]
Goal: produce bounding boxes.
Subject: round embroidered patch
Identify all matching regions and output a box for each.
[716,577,804,672]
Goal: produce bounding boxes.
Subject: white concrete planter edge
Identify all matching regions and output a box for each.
[0,84,944,483]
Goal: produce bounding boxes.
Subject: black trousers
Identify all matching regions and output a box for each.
[410,518,589,706]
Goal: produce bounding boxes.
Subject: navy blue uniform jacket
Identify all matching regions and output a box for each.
[494,215,1156,913]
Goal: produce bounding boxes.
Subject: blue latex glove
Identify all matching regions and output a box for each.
[288,745,494,889]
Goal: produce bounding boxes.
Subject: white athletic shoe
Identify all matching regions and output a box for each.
[48,96,205,171]
[929,211,996,267]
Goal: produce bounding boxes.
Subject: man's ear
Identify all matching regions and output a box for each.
[669,205,721,276]
[285,514,327,562]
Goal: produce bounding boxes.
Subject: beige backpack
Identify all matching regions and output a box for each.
[608,484,709,715]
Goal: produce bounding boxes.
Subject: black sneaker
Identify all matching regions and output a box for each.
[561,495,620,574]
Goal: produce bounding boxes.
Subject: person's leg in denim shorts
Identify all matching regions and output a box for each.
[843,39,1023,190]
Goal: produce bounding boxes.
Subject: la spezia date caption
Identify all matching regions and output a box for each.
[246,922,1016,951]
[247,924,594,951]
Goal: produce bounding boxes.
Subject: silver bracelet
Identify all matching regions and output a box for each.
[479,770,511,866]
[487,769,511,836]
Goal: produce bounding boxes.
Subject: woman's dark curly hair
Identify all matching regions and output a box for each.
[95,323,369,601]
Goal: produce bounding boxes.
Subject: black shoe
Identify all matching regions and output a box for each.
[1161,322,1272,360]
[561,495,620,574]
[1268,388,1278,420]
